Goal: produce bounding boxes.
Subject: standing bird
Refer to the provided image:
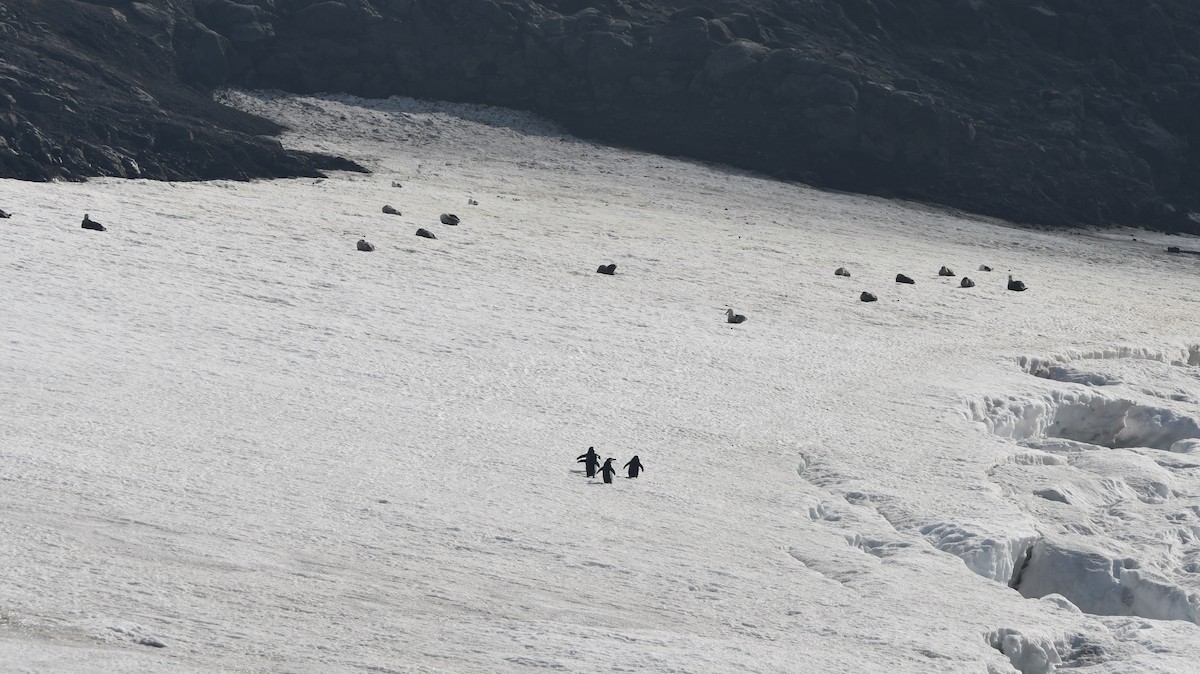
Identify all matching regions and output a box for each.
[577,447,602,478]
[1007,274,1027,292]
[726,308,747,324]
[81,214,105,231]
[597,458,617,484]
[624,456,644,478]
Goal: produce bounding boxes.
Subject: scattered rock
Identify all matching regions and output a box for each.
[596,263,617,275]
[938,265,955,276]
[978,265,993,271]
[357,238,375,251]
[415,228,436,239]
[440,213,460,225]
[81,214,105,231]
[860,291,878,302]
[834,267,850,277]
[725,308,747,324]
[895,274,914,284]
[960,277,975,288]
[1007,274,1027,291]
[382,205,400,215]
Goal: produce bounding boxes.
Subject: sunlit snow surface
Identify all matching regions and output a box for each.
[3,90,1200,673]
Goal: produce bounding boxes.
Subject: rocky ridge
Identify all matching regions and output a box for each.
[3,0,1200,232]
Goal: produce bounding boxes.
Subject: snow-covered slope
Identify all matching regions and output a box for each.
[2,91,1200,673]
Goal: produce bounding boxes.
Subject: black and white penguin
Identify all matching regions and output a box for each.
[1007,274,1027,292]
[81,214,105,231]
[726,308,747,324]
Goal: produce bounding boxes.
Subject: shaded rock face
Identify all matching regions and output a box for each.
[0,0,362,183]
[4,0,1200,233]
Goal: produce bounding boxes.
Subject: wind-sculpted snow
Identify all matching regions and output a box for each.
[3,91,1200,672]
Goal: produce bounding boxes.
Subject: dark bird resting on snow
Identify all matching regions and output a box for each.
[938,266,955,277]
[357,239,375,252]
[1007,274,1027,291]
[860,292,878,302]
[440,213,460,225]
[416,228,436,239]
[596,263,616,275]
[978,265,993,272]
[834,267,850,277]
[960,277,975,288]
[895,274,914,284]
[81,214,105,231]
[726,308,747,324]
[0,208,11,218]
[382,205,401,215]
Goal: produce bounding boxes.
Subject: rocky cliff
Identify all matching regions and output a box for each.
[3,0,1199,232]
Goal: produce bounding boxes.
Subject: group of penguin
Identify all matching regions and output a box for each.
[838,264,1028,302]
[576,447,643,484]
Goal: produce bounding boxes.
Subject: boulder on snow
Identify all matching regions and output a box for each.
[357,238,375,251]
[440,213,460,225]
[416,228,436,239]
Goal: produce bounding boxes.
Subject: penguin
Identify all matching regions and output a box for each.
[81,214,105,231]
[577,447,601,478]
[624,455,643,478]
[597,457,617,484]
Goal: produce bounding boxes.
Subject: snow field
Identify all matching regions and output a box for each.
[1,90,1200,672]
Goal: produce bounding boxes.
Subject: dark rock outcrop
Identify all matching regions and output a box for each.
[4,0,1200,233]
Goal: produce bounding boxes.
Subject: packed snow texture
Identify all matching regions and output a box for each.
[3,90,1200,672]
